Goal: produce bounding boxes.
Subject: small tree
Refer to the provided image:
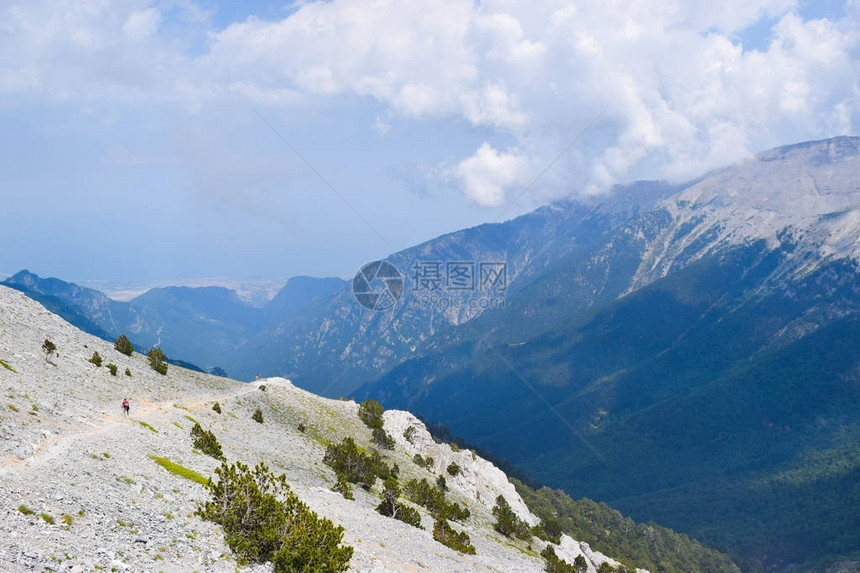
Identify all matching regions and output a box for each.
[125,367,132,377]
[107,363,118,376]
[114,334,134,356]
[191,423,225,461]
[492,495,532,540]
[357,399,385,429]
[331,472,354,500]
[541,545,582,573]
[148,347,168,375]
[42,339,56,363]
[372,427,395,449]
[447,462,461,476]
[252,408,264,424]
[197,461,353,572]
[376,476,422,528]
[88,351,103,367]
[433,518,476,554]
[212,402,222,414]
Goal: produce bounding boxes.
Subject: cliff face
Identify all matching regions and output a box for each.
[0,285,627,572]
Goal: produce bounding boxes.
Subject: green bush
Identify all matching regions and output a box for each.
[18,504,34,515]
[331,472,354,500]
[148,347,168,375]
[371,427,395,449]
[191,423,225,461]
[492,495,532,540]
[125,367,132,377]
[413,454,434,469]
[404,478,470,522]
[114,334,134,356]
[323,437,389,490]
[433,518,475,554]
[403,425,417,443]
[107,363,118,376]
[212,402,222,414]
[376,476,422,528]
[447,462,461,476]
[88,351,103,367]
[197,461,353,572]
[252,408,264,424]
[357,399,385,430]
[42,339,56,361]
[541,545,585,573]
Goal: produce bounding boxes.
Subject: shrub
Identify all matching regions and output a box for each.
[541,545,584,573]
[532,517,563,544]
[191,423,225,461]
[492,495,532,540]
[371,427,395,449]
[197,461,353,572]
[40,512,55,525]
[436,475,447,491]
[125,367,132,377]
[403,426,417,443]
[413,454,434,469]
[18,504,34,515]
[404,478,470,522]
[297,423,306,433]
[42,339,56,361]
[331,472,354,500]
[61,514,74,526]
[376,476,422,528]
[148,347,168,375]
[114,334,134,356]
[107,363,118,376]
[447,462,461,476]
[433,518,476,554]
[252,408,264,424]
[357,399,384,430]
[212,402,222,414]
[323,437,389,490]
[88,351,102,367]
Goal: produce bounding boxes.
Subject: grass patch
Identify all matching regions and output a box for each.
[62,514,73,526]
[136,420,159,433]
[8,403,18,412]
[173,403,190,411]
[18,504,34,515]
[0,359,16,372]
[149,455,209,486]
[184,414,198,425]
[41,513,55,525]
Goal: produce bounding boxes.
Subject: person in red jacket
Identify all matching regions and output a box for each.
[122,398,129,416]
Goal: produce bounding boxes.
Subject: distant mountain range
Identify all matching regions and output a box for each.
[7,136,860,571]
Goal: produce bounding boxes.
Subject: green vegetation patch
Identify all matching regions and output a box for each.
[513,479,740,573]
[0,359,16,373]
[197,460,353,571]
[149,455,209,486]
[136,420,159,433]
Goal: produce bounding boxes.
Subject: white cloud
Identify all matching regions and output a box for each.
[0,0,857,204]
[453,142,529,207]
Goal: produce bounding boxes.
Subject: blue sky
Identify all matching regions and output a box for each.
[1,0,857,293]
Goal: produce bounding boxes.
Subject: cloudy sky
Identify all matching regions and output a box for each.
[1,0,857,291]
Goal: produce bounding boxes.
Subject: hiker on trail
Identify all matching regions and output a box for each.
[122,398,130,416]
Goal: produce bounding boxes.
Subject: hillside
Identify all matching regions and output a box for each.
[0,284,649,572]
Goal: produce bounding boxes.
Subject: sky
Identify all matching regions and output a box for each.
[0,0,857,292]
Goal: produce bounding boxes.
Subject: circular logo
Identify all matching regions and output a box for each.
[352,261,403,311]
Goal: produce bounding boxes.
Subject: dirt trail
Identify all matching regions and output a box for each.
[0,383,261,475]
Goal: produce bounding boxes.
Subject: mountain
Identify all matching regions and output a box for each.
[0,273,349,379]
[0,285,735,572]
[355,137,860,571]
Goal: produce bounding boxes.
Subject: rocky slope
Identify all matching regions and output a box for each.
[0,285,631,572]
